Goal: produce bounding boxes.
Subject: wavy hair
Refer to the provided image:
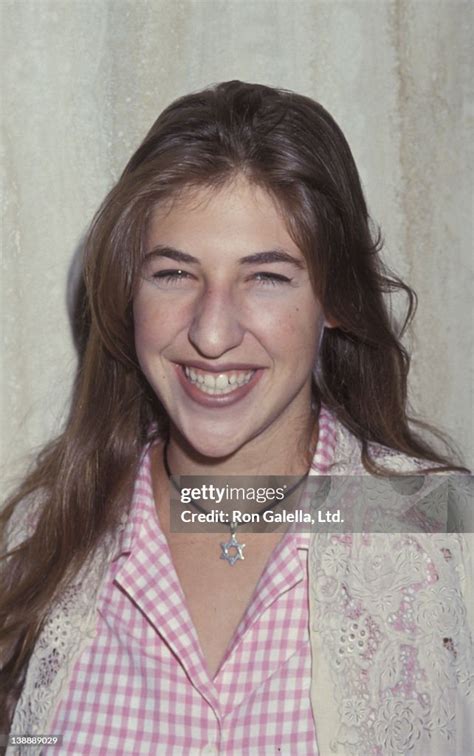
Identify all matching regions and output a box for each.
[0,80,464,723]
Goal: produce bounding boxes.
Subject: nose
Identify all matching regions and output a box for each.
[187,285,245,358]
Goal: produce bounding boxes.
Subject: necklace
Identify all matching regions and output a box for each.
[163,442,310,565]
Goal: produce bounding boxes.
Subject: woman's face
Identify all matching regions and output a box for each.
[134,177,326,459]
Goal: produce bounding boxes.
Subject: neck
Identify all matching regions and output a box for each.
[165,406,318,479]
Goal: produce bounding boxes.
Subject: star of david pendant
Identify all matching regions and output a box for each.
[220,522,245,565]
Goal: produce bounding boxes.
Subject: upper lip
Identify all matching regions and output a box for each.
[177,360,262,372]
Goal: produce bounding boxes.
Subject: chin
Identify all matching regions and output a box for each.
[184,434,242,461]
[176,420,251,462]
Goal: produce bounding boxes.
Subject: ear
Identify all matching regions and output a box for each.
[323,316,339,329]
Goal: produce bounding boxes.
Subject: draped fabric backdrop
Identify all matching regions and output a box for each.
[1,0,473,492]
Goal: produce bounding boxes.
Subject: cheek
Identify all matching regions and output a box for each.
[133,300,157,356]
[257,303,323,363]
[133,293,185,353]
[132,301,171,392]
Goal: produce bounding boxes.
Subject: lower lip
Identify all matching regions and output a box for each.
[175,365,264,407]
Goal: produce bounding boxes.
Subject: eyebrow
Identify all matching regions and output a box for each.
[144,245,306,269]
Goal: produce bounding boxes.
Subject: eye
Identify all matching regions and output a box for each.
[252,272,293,287]
[150,269,195,287]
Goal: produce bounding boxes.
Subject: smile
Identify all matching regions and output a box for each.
[183,366,255,395]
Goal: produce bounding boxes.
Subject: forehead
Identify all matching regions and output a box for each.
[145,178,304,259]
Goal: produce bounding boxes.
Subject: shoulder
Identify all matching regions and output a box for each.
[327,411,442,475]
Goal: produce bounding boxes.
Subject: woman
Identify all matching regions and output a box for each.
[1,81,472,755]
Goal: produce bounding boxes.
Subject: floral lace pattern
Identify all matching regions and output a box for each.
[7,545,113,756]
[310,531,472,754]
[309,423,473,755]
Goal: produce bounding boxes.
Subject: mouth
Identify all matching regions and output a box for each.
[175,363,263,406]
[183,365,255,395]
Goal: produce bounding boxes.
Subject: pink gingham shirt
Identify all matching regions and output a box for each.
[50,408,337,755]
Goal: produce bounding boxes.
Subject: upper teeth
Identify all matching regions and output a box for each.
[184,366,254,394]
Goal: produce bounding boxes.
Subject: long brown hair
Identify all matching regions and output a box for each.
[0,80,464,720]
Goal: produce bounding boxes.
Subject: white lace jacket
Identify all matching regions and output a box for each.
[5,419,473,755]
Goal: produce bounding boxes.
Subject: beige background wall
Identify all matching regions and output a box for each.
[1,0,473,491]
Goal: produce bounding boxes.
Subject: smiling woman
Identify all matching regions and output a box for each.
[1,81,472,755]
[134,179,325,461]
